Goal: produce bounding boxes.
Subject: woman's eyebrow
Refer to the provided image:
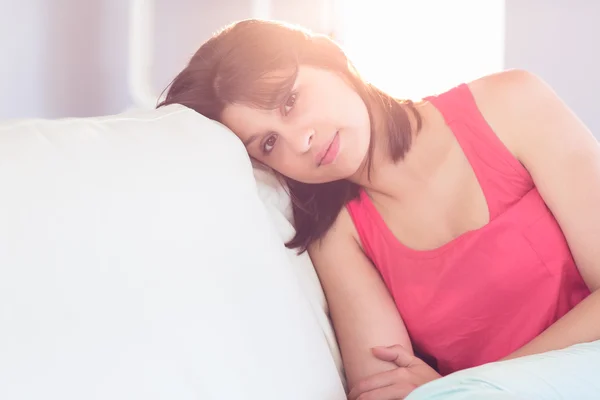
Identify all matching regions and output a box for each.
[243,134,260,147]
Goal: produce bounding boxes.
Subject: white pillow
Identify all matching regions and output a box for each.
[252,168,345,385]
[0,105,345,400]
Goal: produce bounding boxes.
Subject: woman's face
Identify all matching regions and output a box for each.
[221,66,371,184]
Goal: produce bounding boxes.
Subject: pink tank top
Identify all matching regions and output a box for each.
[346,83,590,376]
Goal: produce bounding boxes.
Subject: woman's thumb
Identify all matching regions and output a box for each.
[372,345,415,367]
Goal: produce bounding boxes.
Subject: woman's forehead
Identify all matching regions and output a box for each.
[221,103,273,137]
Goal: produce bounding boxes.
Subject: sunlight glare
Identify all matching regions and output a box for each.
[337,0,506,100]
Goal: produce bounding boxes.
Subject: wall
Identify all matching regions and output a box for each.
[0,0,130,119]
[1,0,599,139]
[0,0,329,120]
[505,0,600,136]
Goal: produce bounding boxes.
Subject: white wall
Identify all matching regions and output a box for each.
[0,0,330,120]
[1,0,599,141]
[0,0,130,119]
[1,1,47,119]
[505,0,600,137]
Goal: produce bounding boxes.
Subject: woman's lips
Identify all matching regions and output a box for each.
[316,132,340,166]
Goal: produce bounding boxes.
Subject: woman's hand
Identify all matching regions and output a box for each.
[347,345,441,400]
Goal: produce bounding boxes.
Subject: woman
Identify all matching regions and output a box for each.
[158,19,600,399]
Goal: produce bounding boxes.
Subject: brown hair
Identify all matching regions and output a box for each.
[158,19,421,253]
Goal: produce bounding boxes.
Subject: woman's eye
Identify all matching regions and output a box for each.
[262,134,278,154]
[283,93,297,115]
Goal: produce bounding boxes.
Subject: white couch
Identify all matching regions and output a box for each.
[0,105,346,399]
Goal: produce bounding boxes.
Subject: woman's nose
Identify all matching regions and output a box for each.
[290,127,315,154]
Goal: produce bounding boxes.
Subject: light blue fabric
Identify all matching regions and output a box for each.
[406,340,600,400]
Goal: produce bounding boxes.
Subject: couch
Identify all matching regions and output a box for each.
[0,105,346,399]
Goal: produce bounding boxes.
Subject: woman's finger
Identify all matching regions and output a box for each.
[372,345,415,368]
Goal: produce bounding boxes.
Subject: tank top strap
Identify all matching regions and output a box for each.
[424,83,533,219]
[346,191,373,256]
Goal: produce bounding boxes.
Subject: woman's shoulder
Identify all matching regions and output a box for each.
[462,69,557,158]
[422,69,546,126]
[466,68,551,108]
[465,69,558,131]
[308,203,364,258]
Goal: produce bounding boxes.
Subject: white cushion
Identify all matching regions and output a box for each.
[0,105,345,400]
[253,168,345,384]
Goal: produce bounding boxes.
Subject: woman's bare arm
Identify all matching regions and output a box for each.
[308,208,412,390]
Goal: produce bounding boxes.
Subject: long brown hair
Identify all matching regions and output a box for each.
[158,19,421,253]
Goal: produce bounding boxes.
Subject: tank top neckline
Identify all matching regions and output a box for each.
[351,84,529,259]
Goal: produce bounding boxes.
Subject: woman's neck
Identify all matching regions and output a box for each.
[349,100,452,200]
